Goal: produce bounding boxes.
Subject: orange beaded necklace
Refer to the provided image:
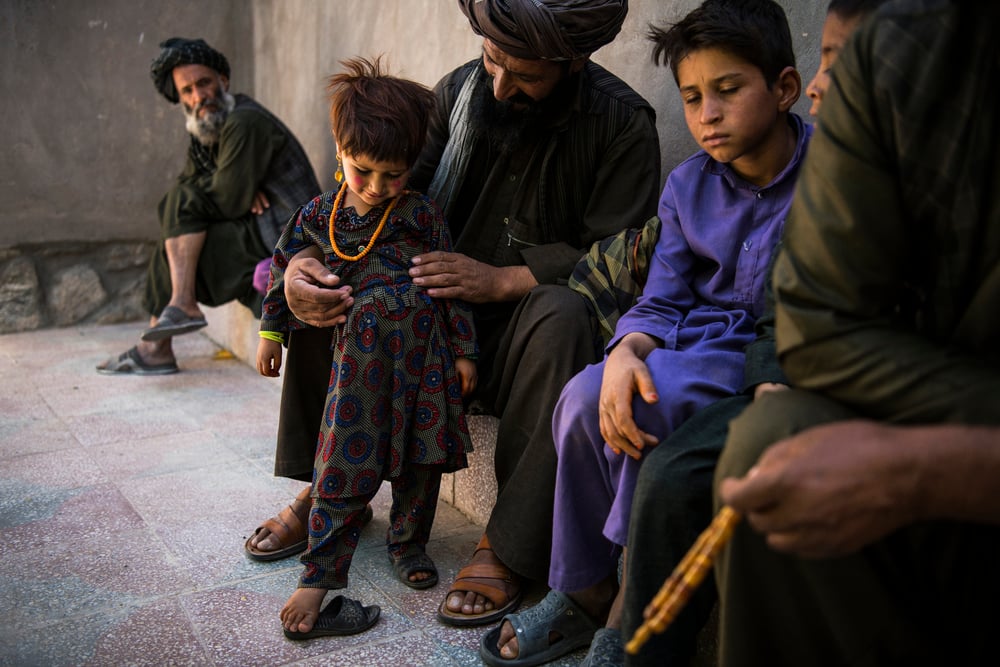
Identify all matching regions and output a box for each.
[329,182,401,261]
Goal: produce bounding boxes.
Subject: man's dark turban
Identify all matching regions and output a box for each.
[458,0,627,61]
[150,37,230,103]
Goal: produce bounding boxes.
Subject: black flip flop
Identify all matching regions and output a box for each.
[282,595,380,640]
[140,305,207,342]
[96,346,179,375]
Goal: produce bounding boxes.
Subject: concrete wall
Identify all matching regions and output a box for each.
[0,0,254,246]
[252,0,825,195]
[0,0,825,333]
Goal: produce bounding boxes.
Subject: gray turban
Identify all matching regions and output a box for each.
[458,0,627,61]
[150,37,230,103]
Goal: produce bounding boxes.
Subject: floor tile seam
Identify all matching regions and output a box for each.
[4,565,304,636]
[175,581,225,667]
[279,628,462,667]
[5,594,215,667]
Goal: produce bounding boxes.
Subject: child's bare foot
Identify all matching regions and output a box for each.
[390,550,439,590]
[280,588,328,634]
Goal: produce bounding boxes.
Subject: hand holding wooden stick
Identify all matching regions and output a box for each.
[625,506,742,655]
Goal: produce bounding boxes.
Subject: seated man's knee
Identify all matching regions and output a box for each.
[521,284,590,332]
[716,389,856,482]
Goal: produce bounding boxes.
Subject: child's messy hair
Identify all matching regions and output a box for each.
[648,0,794,87]
[327,56,435,166]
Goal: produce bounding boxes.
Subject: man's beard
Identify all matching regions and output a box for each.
[183,89,236,146]
[467,73,573,156]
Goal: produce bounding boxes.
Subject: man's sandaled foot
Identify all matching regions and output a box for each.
[437,534,522,626]
[96,346,178,376]
[579,628,624,667]
[140,305,207,342]
[479,590,599,667]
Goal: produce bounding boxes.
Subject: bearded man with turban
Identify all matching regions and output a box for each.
[246,0,661,641]
[97,37,319,375]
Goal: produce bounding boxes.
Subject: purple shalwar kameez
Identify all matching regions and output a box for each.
[549,115,812,592]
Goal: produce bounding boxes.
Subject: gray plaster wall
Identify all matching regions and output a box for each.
[252,0,825,194]
[1,0,254,246]
[0,0,825,333]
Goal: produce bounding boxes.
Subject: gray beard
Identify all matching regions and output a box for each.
[184,91,236,146]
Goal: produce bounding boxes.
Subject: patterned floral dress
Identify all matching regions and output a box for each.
[261,189,477,500]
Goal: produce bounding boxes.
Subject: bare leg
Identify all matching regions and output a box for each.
[605,547,627,630]
[163,231,207,318]
[281,588,328,634]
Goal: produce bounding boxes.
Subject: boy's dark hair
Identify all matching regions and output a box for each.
[827,0,890,21]
[648,0,794,86]
[327,56,435,166]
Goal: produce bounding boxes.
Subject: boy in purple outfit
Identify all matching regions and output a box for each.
[480,1,810,665]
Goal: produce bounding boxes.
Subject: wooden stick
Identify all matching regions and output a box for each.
[625,506,741,655]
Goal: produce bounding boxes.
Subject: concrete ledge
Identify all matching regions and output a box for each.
[442,415,498,526]
[201,301,261,367]
[201,300,498,527]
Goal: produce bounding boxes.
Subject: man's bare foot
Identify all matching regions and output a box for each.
[444,539,501,615]
[445,587,494,616]
[280,588,327,634]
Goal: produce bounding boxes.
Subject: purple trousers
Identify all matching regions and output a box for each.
[549,309,755,592]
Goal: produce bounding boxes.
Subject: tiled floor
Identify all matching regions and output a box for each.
[0,322,585,667]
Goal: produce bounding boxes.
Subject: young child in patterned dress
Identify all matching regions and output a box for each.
[256,57,478,640]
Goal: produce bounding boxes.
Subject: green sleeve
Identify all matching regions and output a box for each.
[774,25,1000,423]
[207,108,286,220]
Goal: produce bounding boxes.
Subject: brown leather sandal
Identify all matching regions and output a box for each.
[244,486,311,561]
[437,534,523,626]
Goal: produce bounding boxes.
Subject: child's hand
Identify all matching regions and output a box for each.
[455,357,477,397]
[256,338,283,377]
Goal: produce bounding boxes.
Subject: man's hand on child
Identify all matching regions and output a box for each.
[285,255,354,327]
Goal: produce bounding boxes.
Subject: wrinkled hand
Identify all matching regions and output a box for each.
[285,254,353,327]
[409,251,532,303]
[250,191,270,216]
[456,357,478,397]
[720,420,917,559]
[599,334,660,460]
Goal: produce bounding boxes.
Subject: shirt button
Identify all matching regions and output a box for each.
[510,175,517,181]
[756,191,764,199]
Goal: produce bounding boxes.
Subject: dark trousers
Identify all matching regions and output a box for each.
[143,184,266,317]
[483,285,600,581]
[714,389,1000,667]
[622,395,748,667]
[273,284,599,582]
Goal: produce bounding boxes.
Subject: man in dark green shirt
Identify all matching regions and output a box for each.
[715,2,1000,663]
[97,37,319,376]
